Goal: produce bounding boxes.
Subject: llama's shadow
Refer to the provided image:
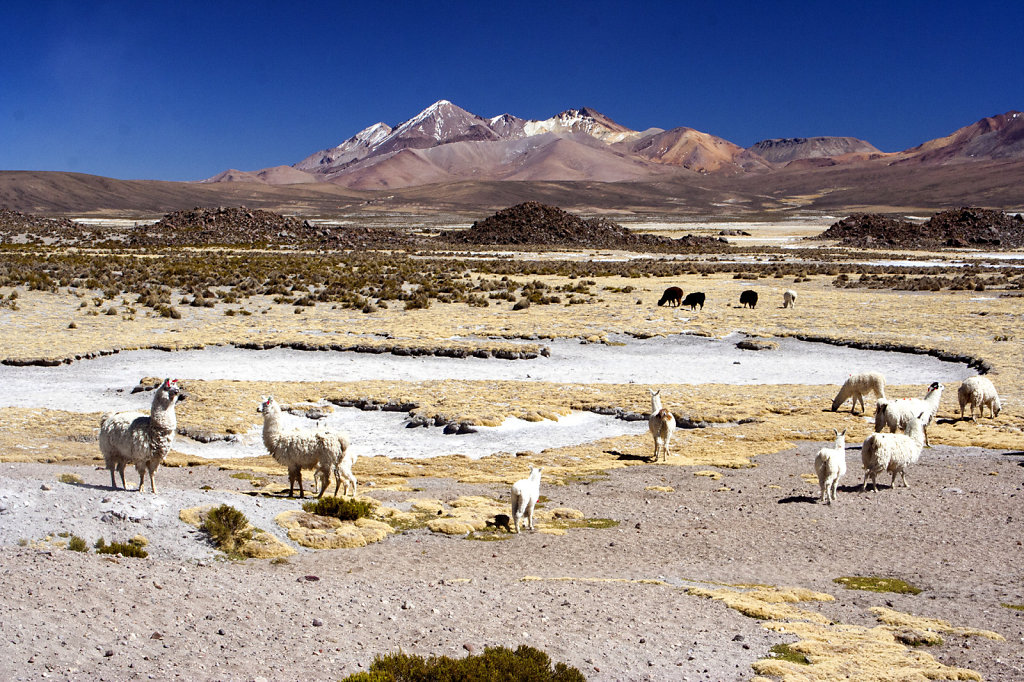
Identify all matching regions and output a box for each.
[72,481,126,492]
[606,449,651,462]
[777,494,817,504]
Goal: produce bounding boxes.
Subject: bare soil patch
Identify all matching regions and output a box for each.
[0,443,1021,681]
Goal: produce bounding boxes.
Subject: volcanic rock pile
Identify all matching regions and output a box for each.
[817,207,1024,249]
[442,201,727,251]
[0,208,98,246]
[129,207,412,249]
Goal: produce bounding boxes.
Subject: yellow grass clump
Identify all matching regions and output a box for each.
[755,620,983,681]
[275,510,393,549]
[686,586,833,624]
[870,607,1004,641]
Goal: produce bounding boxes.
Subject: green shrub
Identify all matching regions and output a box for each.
[341,645,586,682]
[303,496,373,521]
[833,576,922,595]
[67,535,88,552]
[94,537,148,558]
[201,505,252,551]
[58,473,83,485]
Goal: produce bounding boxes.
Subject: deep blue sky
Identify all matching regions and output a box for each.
[2,1,1021,181]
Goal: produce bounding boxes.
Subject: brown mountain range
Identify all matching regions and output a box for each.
[1,106,1022,217]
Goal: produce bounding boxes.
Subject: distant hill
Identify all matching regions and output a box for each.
[747,137,882,165]
[894,111,1024,164]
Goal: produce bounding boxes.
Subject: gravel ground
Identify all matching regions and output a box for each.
[1,443,1022,681]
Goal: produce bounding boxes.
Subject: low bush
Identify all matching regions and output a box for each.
[341,645,585,682]
[302,496,373,522]
[94,537,148,558]
[67,535,88,552]
[201,505,252,552]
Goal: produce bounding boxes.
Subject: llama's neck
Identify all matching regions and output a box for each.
[902,418,924,445]
[651,394,662,414]
[148,392,177,435]
[262,408,283,446]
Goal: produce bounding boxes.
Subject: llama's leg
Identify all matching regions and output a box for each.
[296,469,305,499]
[148,461,158,494]
[923,425,930,448]
[527,499,536,530]
[136,464,146,493]
[287,467,297,498]
[830,478,840,503]
[316,468,327,499]
[510,493,520,533]
[117,462,127,490]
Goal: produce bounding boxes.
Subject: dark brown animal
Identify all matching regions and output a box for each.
[681,292,705,310]
[740,290,758,308]
[658,287,683,307]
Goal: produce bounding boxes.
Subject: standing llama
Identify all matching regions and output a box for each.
[100,378,184,494]
[510,467,542,533]
[258,396,353,499]
[874,381,943,447]
[814,428,847,504]
[648,389,676,461]
[861,411,926,492]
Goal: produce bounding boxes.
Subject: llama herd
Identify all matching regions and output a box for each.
[657,286,797,311]
[97,369,1002,533]
[100,384,355,501]
[817,371,1002,504]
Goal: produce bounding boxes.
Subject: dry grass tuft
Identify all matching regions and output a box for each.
[870,607,1004,641]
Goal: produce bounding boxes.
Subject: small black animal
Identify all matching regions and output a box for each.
[657,286,684,307]
[681,291,705,310]
[739,289,758,308]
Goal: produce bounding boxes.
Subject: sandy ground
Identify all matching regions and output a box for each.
[0,443,1022,681]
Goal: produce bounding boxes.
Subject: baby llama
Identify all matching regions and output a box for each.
[648,389,676,461]
[100,378,184,493]
[957,376,1001,420]
[259,396,352,499]
[831,371,886,414]
[510,467,542,533]
[874,381,943,447]
[814,428,847,504]
[783,289,797,308]
[861,411,926,492]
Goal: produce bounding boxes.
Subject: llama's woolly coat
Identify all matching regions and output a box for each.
[814,428,847,504]
[861,413,925,492]
[783,290,797,308]
[648,389,676,461]
[100,378,183,493]
[957,376,1001,420]
[260,396,353,499]
[874,382,943,446]
[511,467,542,533]
[831,371,886,413]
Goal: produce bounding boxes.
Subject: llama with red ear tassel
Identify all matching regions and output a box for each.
[99,378,185,493]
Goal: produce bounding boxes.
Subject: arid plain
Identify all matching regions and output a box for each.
[1,215,1022,681]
